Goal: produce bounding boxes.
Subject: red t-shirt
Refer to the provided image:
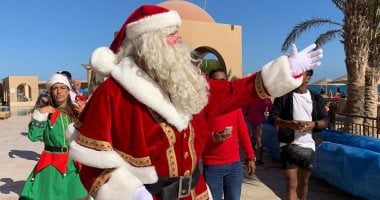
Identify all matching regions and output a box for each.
[202,109,255,165]
[247,98,272,126]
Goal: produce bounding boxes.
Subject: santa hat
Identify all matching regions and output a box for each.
[47,74,72,91]
[110,5,181,53]
[90,5,181,76]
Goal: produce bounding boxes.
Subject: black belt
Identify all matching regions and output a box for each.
[44,145,69,153]
[145,166,200,199]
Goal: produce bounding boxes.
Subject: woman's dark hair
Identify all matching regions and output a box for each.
[208,68,226,78]
[56,71,72,81]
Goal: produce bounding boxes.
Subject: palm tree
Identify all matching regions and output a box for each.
[343,0,370,128]
[281,0,379,128]
[364,1,380,133]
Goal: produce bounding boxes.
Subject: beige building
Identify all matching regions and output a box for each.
[1,76,39,115]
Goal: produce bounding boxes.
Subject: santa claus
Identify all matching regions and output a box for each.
[66,4,323,200]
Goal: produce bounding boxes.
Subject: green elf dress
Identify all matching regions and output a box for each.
[19,108,87,200]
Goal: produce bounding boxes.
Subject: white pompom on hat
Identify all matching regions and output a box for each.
[47,74,72,91]
[90,5,181,76]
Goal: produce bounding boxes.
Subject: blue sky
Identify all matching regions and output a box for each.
[0,0,344,82]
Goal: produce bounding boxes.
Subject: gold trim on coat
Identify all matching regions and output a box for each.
[160,123,178,177]
[89,169,113,198]
[255,72,270,99]
[115,149,152,167]
[76,133,113,151]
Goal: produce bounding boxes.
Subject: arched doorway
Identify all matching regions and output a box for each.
[193,46,238,80]
[16,83,32,102]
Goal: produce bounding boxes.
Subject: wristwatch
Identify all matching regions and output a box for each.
[314,121,319,128]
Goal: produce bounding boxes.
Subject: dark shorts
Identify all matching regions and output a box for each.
[280,144,316,171]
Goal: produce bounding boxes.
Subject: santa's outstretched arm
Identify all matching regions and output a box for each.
[259,43,323,97]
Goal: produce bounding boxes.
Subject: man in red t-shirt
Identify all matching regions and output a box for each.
[202,69,256,200]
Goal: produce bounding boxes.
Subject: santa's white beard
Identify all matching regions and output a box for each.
[144,43,209,116]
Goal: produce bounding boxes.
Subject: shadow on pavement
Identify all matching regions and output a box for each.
[9,149,40,161]
[0,178,24,196]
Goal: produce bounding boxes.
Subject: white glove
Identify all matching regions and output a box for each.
[288,43,323,76]
[131,186,153,200]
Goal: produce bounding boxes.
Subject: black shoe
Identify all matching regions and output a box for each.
[255,160,264,166]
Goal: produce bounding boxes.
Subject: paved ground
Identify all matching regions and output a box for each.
[0,116,364,200]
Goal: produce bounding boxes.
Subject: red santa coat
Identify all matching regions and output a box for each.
[68,56,301,200]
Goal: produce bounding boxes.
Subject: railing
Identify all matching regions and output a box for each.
[328,102,380,138]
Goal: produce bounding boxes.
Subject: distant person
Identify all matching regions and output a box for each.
[333,93,341,100]
[19,73,87,200]
[327,89,333,98]
[72,79,84,95]
[269,70,329,200]
[246,97,272,165]
[324,101,331,113]
[336,87,341,94]
[202,69,255,200]
[319,87,325,95]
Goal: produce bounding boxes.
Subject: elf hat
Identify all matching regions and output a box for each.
[47,74,72,91]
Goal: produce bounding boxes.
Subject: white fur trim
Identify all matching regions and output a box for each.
[261,55,303,97]
[32,110,49,121]
[90,47,117,76]
[131,186,153,200]
[95,165,143,200]
[47,74,72,91]
[111,57,191,131]
[207,184,214,200]
[65,123,78,142]
[69,141,125,169]
[69,140,158,184]
[127,10,181,39]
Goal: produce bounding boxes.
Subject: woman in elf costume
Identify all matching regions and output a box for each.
[19,73,87,200]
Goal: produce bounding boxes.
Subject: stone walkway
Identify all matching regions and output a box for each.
[0,116,363,200]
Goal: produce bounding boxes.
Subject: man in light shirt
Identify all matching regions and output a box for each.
[269,70,329,200]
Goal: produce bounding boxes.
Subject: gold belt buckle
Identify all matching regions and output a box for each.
[178,175,192,198]
[61,146,68,153]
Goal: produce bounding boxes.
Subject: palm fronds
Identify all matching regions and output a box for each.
[332,0,345,12]
[314,29,342,48]
[281,17,342,51]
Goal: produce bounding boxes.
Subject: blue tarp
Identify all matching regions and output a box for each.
[315,142,380,200]
[323,130,380,154]
[262,123,380,200]
[262,120,280,160]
